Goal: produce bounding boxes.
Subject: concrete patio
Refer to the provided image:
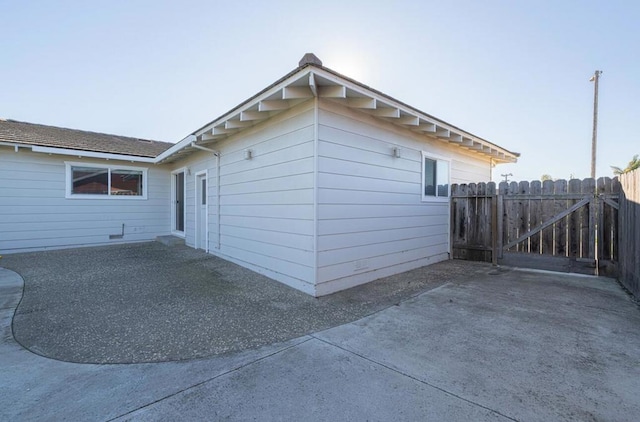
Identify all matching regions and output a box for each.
[1,244,639,421]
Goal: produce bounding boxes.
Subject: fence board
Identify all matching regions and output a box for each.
[518,181,530,252]
[476,183,489,256]
[567,179,579,257]
[598,177,608,261]
[580,179,592,258]
[489,182,498,265]
[497,182,506,259]
[541,180,555,254]
[529,181,542,254]
[598,177,618,264]
[618,169,639,297]
[507,182,519,252]
[554,179,568,256]
[611,177,620,263]
[588,179,597,260]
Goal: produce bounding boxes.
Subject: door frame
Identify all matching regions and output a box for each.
[195,170,209,252]
[171,168,187,237]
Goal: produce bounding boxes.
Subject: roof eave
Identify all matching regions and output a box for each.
[157,62,519,164]
[1,142,157,162]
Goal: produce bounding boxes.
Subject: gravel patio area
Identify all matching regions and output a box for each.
[3,242,485,363]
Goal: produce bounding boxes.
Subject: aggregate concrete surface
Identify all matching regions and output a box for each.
[1,244,640,421]
[3,243,467,363]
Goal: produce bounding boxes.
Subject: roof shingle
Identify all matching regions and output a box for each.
[0,119,174,158]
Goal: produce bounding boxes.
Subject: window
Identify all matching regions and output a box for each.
[421,153,450,200]
[201,178,207,205]
[66,162,147,199]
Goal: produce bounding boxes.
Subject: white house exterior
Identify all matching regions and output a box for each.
[0,124,174,253]
[0,54,518,296]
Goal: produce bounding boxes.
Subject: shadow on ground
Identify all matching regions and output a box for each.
[3,242,490,364]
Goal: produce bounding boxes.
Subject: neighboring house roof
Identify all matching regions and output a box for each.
[0,119,173,158]
[157,53,519,164]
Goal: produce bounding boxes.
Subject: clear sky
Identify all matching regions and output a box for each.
[2,0,637,181]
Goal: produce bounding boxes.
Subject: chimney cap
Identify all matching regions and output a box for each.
[298,53,323,67]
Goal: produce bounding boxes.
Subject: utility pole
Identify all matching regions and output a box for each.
[501,173,512,183]
[590,70,602,179]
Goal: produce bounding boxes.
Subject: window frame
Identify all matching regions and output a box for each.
[65,161,148,200]
[421,152,451,202]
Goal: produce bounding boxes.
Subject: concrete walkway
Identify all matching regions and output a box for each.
[2,262,640,421]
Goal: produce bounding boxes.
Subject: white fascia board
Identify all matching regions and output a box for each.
[158,65,517,164]
[310,67,518,162]
[157,68,317,164]
[0,141,25,152]
[314,68,461,134]
[193,67,315,139]
[29,145,156,163]
[154,134,196,163]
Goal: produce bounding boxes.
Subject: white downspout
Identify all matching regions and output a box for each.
[216,151,221,250]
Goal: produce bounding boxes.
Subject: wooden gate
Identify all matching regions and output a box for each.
[451,178,620,276]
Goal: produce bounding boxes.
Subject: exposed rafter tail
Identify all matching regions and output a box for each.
[258,100,290,111]
[435,127,450,138]
[398,115,419,126]
[372,107,401,118]
[346,97,376,109]
[317,85,347,98]
[225,119,253,129]
[240,110,272,121]
[283,86,313,99]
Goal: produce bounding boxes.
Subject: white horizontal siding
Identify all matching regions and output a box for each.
[318,203,448,219]
[318,214,448,235]
[315,250,448,297]
[221,204,314,219]
[221,235,313,270]
[451,156,491,184]
[172,101,316,291]
[0,148,171,254]
[221,157,314,186]
[221,173,314,195]
[318,173,418,194]
[317,225,445,252]
[315,100,490,293]
[319,156,416,183]
[210,246,316,296]
[222,215,314,236]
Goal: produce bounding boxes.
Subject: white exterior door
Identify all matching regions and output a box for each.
[195,172,207,250]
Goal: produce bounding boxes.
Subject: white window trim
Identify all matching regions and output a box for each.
[65,161,148,200]
[421,152,451,202]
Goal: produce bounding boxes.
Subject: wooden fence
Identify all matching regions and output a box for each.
[451,177,620,276]
[618,169,640,297]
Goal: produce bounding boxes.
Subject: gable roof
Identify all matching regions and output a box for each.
[157,53,519,164]
[0,119,173,158]
[1,54,519,166]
